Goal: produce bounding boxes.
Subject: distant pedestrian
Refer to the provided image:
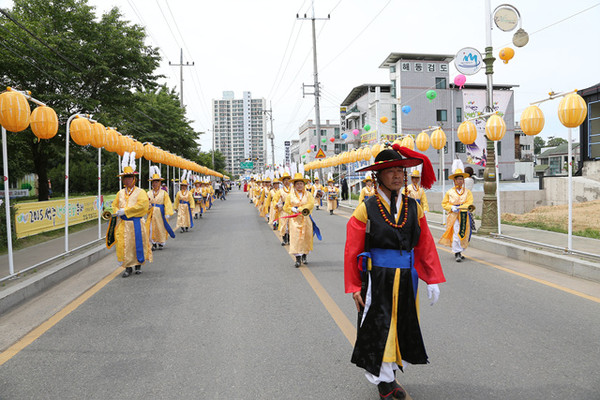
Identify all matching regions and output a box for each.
[341,175,349,200]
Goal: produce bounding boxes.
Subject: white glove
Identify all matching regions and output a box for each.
[427,284,440,306]
[165,215,170,220]
[451,205,459,213]
[116,208,126,216]
[292,207,299,213]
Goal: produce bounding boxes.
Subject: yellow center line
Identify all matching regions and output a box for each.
[0,267,122,366]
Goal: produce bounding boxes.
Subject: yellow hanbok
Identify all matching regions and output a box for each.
[283,189,315,255]
[403,183,429,212]
[174,189,195,229]
[148,188,174,245]
[439,187,474,251]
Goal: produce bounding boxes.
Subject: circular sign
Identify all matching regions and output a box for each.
[494,5,520,32]
[454,47,483,76]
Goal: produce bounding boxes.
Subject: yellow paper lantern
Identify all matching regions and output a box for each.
[485,114,506,141]
[30,106,58,140]
[430,128,447,150]
[520,105,545,136]
[143,144,154,161]
[115,134,129,156]
[350,149,359,163]
[371,143,382,158]
[558,93,587,128]
[69,117,92,146]
[90,122,106,148]
[457,121,477,144]
[415,131,430,152]
[104,128,119,152]
[361,147,371,161]
[400,135,415,150]
[0,90,31,132]
[132,140,144,158]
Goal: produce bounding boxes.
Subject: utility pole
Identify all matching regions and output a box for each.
[298,1,329,153]
[169,48,194,108]
[264,102,275,166]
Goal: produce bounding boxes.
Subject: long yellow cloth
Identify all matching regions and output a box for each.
[174,190,195,229]
[439,187,473,248]
[148,189,174,244]
[283,189,315,255]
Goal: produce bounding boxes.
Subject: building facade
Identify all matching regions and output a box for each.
[298,119,347,163]
[212,91,267,176]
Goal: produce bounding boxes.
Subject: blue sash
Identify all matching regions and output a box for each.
[155,204,176,238]
[181,200,194,228]
[309,215,322,241]
[357,248,418,299]
[120,215,145,263]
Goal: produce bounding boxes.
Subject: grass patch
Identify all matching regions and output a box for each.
[501,219,600,239]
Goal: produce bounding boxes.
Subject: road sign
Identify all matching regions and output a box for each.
[315,148,326,159]
[240,161,254,169]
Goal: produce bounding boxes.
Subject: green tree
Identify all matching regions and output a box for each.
[534,136,545,155]
[546,136,568,147]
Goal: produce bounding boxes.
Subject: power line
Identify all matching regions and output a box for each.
[163,0,195,61]
[266,19,301,100]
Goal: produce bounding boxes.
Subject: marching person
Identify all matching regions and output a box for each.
[439,167,474,262]
[325,173,339,215]
[278,169,292,246]
[174,172,195,233]
[260,178,272,220]
[108,152,152,278]
[311,174,324,210]
[283,173,315,267]
[148,166,175,250]
[344,144,445,399]
[268,177,281,230]
[358,172,376,204]
[192,178,204,219]
[402,170,429,212]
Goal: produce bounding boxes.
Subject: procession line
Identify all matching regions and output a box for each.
[0,267,122,366]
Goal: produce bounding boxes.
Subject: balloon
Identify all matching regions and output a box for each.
[307,149,311,153]
[310,144,315,149]
[499,47,515,64]
[401,105,411,114]
[341,133,348,139]
[302,154,306,158]
[426,90,437,102]
[329,137,335,142]
[321,138,326,143]
[363,124,371,132]
[352,129,360,135]
[453,74,466,89]
[380,116,388,123]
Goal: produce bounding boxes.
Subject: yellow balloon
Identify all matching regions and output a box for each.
[520,105,545,136]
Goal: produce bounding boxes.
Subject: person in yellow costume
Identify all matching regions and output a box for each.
[260,178,272,219]
[253,177,262,208]
[283,173,315,267]
[305,176,313,194]
[268,178,281,230]
[358,172,376,204]
[201,180,211,213]
[174,172,195,233]
[148,166,175,251]
[109,152,152,278]
[439,168,474,262]
[311,175,324,210]
[192,178,204,219]
[325,175,340,215]
[402,170,429,212]
[278,170,292,245]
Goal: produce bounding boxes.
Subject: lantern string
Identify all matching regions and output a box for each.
[529,90,578,106]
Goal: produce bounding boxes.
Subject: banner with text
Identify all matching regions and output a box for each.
[462,89,513,167]
[14,196,103,239]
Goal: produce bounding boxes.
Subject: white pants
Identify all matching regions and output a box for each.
[452,218,464,254]
[365,362,404,384]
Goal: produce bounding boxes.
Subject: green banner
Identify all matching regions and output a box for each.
[240,161,254,169]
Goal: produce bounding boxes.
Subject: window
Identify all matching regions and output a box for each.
[334,128,340,139]
[455,142,466,153]
[321,129,327,136]
[322,145,327,151]
[390,65,396,73]
[436,109,447,122]
[456,107,462,123]
[435,77,446,89]
[497,142,502,156]
[313,130,316,136]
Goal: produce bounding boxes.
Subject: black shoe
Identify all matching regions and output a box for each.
[330,210,333,215]
[194,215,197,219]
[294,256,301,268]
[185,227,188,232]
[459,252,465,259]
[180,228,184,233]
[455,253,462,262]
[158,244,164,250]
[200,214,203,218]
[301,254,307,264]
[152,243,157,250]
[122,267,132,278]
[134,265,142,275]
[390,381,407,400]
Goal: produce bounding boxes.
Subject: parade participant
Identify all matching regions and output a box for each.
[253,176,262,207]
[344,144,444,399]
[192,177,204,219]
[174,171,195,233]
[206,179,215,210]
[147,166,175,250]
[283,173,315,267]
[402,170,429,212]
[312,174,324,210]
[278,169,292,246]
[108,152,152,278]
[439,167,474,262]
[305,175,313,194]
[358,172,376,203]
[260,178,272,220]
[325,173,339,215]
[201,179,211,213]
[268,177,281,230]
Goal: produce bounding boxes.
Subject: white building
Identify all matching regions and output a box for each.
[212,91,267,176]
[299,119,347,163]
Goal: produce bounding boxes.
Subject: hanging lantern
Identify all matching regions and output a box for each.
[90,122,106,148]
[133,140,144,158]
[498,47,515,64]
[400,135,415,150]
[70,117,92,146]
[485,114,506,141]
[104,128,119,152]
[558,93,587,128]
[362,147,371,161]
[380,116,388,123]
[0,90,31,132]
[143,143,154,161]
[457,121,477,144]
[342,151,350,164]
[430,128,447,150]
[30,106,58,140]
[115,134,128,156]
[371,143,382,158]
[416,131,430,152]
[520,106,545,136]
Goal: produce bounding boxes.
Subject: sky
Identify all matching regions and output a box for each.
[1,0,599,164]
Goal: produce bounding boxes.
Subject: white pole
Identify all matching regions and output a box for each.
[441,149,446,223]
[495,140,502,234]
[2,126,14,275]
[98,147,101,239]
[118,155,122,188]
[148,159,151,190]
[65,114,78,253]
[567,127,573,251]
[138,157,142,185]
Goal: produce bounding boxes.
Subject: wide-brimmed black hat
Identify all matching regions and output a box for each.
[356,146,422,172]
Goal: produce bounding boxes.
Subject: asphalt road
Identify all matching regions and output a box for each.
[1,190,599,399]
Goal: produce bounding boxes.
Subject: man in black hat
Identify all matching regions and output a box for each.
[344,144,445,399]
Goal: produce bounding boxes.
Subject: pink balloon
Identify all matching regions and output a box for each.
[352,129,360,135]
[454,74,466,89]
[310,144,315,149]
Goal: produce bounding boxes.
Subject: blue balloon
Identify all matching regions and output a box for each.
[402,105,412,114]
[341,133,348,139]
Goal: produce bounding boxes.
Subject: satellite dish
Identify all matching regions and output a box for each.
[513,172,520,179]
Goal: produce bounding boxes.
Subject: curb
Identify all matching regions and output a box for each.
[0,245,111,316]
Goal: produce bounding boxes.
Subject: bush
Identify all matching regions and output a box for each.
[0,203,17,248]
[21,182,33,190]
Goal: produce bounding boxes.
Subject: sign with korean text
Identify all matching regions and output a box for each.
[14,196,103,239]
